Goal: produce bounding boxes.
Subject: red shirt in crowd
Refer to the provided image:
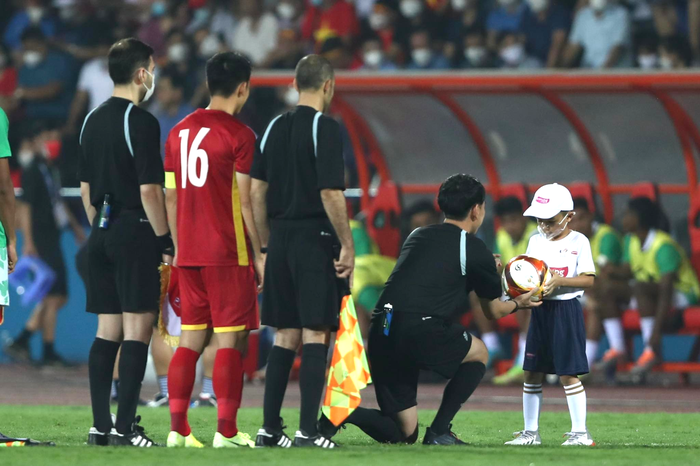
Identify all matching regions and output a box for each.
[301,0,360,44]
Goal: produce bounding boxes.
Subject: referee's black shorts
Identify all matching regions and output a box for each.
[85,210,161,315]
[261,218,342,330]
[368,311,473,414]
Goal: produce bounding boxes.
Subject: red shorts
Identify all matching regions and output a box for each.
[178,265,259,333]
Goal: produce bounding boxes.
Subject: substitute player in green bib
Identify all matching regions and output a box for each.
[619,198,699,376]
[569,198,629,372]
[0,108,17,318]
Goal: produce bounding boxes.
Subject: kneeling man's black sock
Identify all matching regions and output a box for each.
[431,362,486,435]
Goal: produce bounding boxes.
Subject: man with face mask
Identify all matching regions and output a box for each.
[520,0,570,67]
[361,36,398,70]
[563,0,633,68]
[78,38,171,448]
[408,29,450,69]
[459,31,493,68]
[497,32,543,68]
[486,0,527,50]
[3,0,58,51]
[251,55,354,449]
[15,27,75,127]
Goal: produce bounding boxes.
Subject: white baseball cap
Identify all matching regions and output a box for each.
[523,183,574,219]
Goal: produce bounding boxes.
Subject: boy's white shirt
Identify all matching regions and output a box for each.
[526,230,596,301]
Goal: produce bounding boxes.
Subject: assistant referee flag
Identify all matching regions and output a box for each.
[322,293,372,426]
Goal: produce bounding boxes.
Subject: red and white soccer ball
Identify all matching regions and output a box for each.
[502,255,552,301]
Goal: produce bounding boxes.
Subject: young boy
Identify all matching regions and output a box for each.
[505,184,596,446]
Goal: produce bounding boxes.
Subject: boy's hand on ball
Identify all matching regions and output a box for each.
[514,288,543,309]
[543,274,561,296]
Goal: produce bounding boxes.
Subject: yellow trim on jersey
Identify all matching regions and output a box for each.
[181,324,209,331]
[231,171,249,266]
[214,325,246,333]
[165,172,176,189]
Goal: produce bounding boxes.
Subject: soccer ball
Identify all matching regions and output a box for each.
[502,254,551,301]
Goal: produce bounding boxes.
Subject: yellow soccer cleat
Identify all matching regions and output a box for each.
[167,431,204,448]
[213,431,255,448]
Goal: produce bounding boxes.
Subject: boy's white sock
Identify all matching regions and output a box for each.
[564,382,587,432]
[523,383,543,431]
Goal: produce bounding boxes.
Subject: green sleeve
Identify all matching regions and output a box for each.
[656,244,682,275]
[599,232,622,265]
[352,224,374,257]
[622,235,631,264]
[0,109,10,159]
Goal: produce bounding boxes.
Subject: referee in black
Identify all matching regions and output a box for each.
[320,174,541,445]
[251,55,353,449]
[78,38,172,448]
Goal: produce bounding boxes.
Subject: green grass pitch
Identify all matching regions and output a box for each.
[0,406,698,466]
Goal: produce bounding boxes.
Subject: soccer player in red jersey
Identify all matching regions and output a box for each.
[163,52,264,449]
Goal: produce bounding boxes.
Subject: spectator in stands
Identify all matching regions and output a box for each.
[497,32,543,68]
[563,0,632,68]
[54,0,110,58]
[445,0,486,63]
[4,124,85,367]
[261,29,306,70]
[232,0,279,66]
[362,1,405,64]
[0,45,18,115]
[568,198,629,373]
[276,0,305,31]
[320,36,357,70]
[486,0,527,50]
[150,70,195,156]
[401,199,443,241]
[659,35,692,68]
[520,0,570,68]
[652,0,700,63]
[407,29,450,69]
[3,0,58,51]
[360,35,399,70]
[396,0,445,49]
[64,35,113,136]
[301,0,360,48]
[617,198,700,378]
[137,0,171,60]
[208,0,237,47]
[636,33,660,69]
[15,27,75,128]
[458,30,493,68]
[162,30,199,101]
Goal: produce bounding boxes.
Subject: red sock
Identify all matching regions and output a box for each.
[214,348,243,438]
[168,347,200,436]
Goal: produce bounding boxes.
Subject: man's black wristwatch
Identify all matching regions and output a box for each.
[510,300,520,314]
[157,233,175,256]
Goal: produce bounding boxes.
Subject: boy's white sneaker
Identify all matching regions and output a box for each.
[562,431,595,446]
[504,430,541,445]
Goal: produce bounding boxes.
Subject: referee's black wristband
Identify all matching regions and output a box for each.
[157,233,174,256]
[510,300,519,314]
[260,247,268,254]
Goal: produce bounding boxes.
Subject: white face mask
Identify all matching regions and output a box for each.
[364,50,383,68]
[27,7,44,24]
[168,43,188,64]
[500,43,524,66]
[142,70,156,103]
[465,46,486,65]
[284,87,299,107]
[23,51,42,68]
[18,150,35,168]
[369,12,389,30]
[527,0,548,12]
[451,0,468,10]
[498,0,517,7]
[277,3,296,20]
[537,214,570,240]
[199,35,220,59]
[412,48,432,67]
[660,56,674,70]
[400,0,423,18]
[590,0,607,11]
[638,54,658,69]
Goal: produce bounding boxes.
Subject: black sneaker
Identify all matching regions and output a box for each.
[422,426,467,446]
[292,431,339,448]
[255,420,292,448]
[42,352,74,368]
[87,428,109,446]
[146,393,169,408]
[108,416,159,447]
[4,340,31,363]
[318,413,343,439]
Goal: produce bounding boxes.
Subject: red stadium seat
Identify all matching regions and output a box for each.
[631,182,659,201]
[498,183,529,206]
[365,181,402,258]
[622,309,641,331]
[683,307,700,330]
[688,187,700,274]
[569,182,597,214]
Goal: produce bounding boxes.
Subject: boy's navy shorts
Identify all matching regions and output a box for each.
[523,298,589,376]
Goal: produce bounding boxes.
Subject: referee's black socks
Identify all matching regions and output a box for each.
[263,346,296,431]
[115,340,149,434]
[343,408,406,444]
[431,361,486,435]
[299,343,328,436]
[88,338,120,433]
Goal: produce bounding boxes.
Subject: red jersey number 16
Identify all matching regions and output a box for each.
[179,127,211,188]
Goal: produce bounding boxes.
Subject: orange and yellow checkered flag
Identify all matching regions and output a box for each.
[322,294,372,426]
